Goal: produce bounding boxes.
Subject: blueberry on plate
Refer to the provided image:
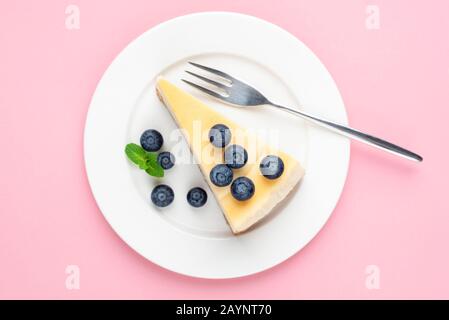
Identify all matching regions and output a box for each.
[230,177,255,201]
[224,144,248,169]
[208,124,231,148]
[187,187,208,208]
[157,151,175,170]
[259,155,284,179]
[209,164,233,187]
[151,184,174,207]
[140,129,163,152]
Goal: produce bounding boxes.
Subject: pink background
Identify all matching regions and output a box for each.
[1,0,448,299]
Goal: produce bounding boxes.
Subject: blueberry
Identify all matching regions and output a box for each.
[209,124,231,148]
[224,144,248,169]
[151,184,174,207]
[230,177,255,201]
[259,155,284,179]
[187,187,208,208]
[209,164,233,187]
[140,129,163,152]
[157,151,175,170]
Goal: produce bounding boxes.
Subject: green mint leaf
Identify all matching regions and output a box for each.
[125,143,150,170]
[144,152,164,178]
[125,143,164,178]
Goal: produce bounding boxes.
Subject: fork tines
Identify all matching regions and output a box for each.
[182,62,233,97]
[187,62,233,82]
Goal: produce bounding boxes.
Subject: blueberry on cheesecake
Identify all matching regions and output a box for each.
[259,155,284,179]
[230,177,255,201]
[208,124,231,148]
[209,164,233,187]
[224,144,248,169]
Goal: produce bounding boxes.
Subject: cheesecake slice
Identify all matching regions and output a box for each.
[156,77,305,234]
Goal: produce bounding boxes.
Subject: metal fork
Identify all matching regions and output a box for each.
[182,62,422,162]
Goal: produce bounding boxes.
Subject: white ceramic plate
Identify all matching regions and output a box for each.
[84,12,349,279]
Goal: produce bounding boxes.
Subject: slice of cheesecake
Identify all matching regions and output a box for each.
[156,77,305,234]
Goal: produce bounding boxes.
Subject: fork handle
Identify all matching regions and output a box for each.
[270,103,422,162]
